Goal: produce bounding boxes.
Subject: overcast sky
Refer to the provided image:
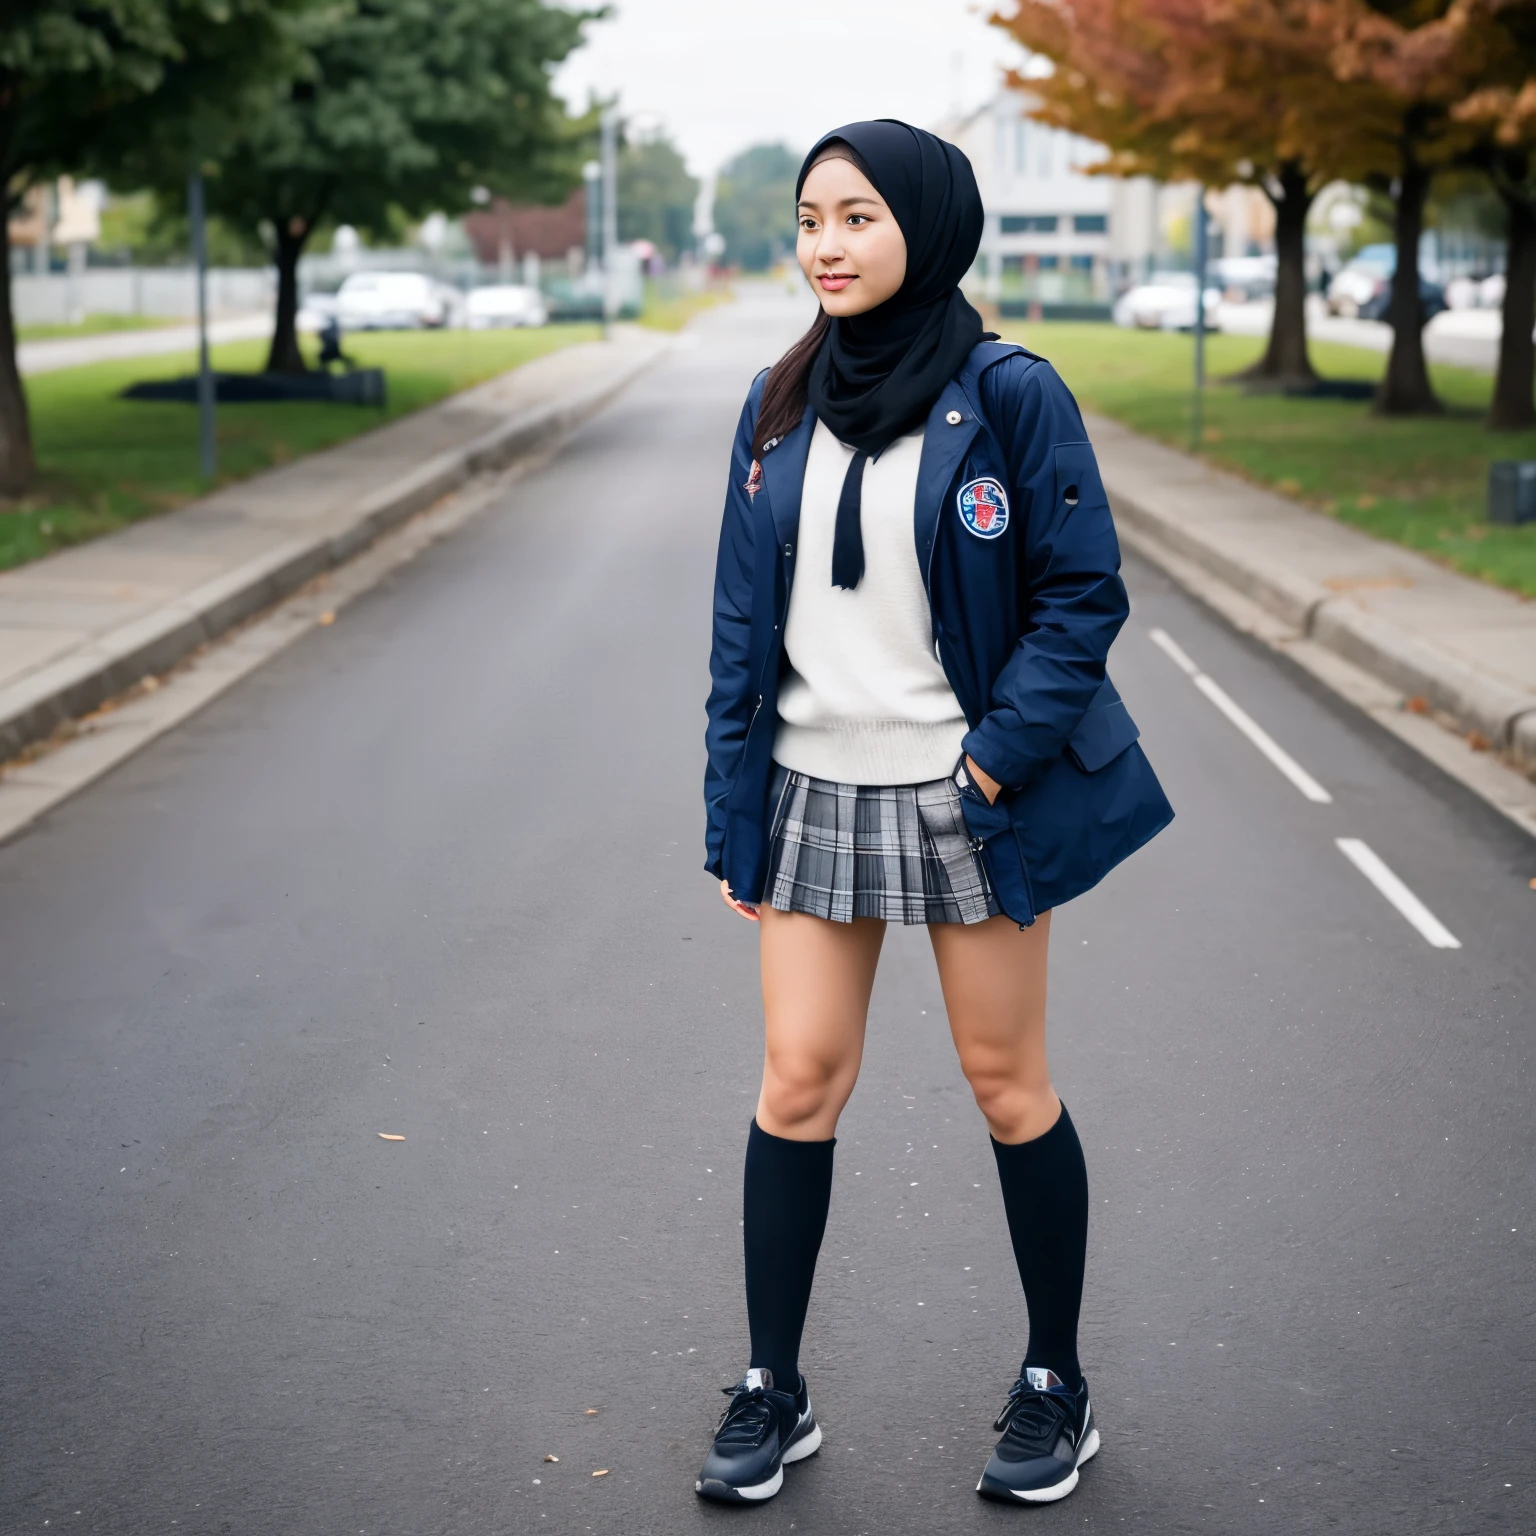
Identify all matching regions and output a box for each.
[555,0,1024,180]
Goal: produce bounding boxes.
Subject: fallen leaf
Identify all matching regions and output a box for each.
[544,1454,558,1463]
[140,675,160,693]
[1467,730,1490,752]
[591,1469,609,1478]
[1528,878,1535,891]
[1356,493,1377,509]
[1275,477,1301,496]
[378,1133,406,1141]
[317,611,336,626]
[584,1408,598,1416]
[1404,696,1430,715]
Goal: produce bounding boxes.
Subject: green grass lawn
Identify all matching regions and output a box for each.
[639,280,730,332]
[1003,322,1536,599]
[3,324,599,572]
[18,314,185,342]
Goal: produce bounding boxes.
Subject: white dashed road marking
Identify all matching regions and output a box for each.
[1148,627,1333,804]
[1335,838,1462,949]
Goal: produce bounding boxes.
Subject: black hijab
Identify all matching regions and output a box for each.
[796,120,986,588]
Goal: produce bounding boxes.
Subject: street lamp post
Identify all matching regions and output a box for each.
[1191,186,1208,454]
[600,106,619,337]
[187,169,216,480]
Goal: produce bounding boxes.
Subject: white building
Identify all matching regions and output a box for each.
[938,90,1173,316]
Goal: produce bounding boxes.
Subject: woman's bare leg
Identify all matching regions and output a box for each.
[928,910,1056,1143]
[930,908,1088,1401]
[756,906,886,1140]
[739,905,885,1396]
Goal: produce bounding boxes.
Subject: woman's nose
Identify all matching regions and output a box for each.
[816,229,845,265]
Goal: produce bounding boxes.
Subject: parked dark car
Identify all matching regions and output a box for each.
[1358,277,1446,325]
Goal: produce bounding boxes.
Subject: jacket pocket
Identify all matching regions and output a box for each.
[1065,691,1140,773]
[958,791,1037,927]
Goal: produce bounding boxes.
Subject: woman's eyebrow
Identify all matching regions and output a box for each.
[797,196,883,210]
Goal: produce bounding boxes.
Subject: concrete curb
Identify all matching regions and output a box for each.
[0,339,664,762]
[1106,480,1536,777]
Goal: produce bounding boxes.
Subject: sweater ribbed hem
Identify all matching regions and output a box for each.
[772,717,968,787]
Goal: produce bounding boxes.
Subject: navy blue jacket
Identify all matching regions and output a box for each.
[704,340,1173,926]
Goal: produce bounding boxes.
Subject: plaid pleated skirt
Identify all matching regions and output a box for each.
[764,764,1001,925]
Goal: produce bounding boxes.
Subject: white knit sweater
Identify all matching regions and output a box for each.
[772,420,968,785]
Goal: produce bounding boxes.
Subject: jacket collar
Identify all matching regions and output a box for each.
[914,377,980,581]
[764,352,991,571]
[761,408,815,551]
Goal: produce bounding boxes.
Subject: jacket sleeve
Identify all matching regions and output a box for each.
[960,357,1129,789]
[703,375,766,877]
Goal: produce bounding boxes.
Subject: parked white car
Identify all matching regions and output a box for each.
[334,271,449,330]
[1113,272,1222,331]
[1326,244,1394,317]
[1212,254,1276,301]
[464,284,548,329]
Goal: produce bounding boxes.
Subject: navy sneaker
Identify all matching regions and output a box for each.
[976,1366,1098,1504]
[695,1368,821,1503]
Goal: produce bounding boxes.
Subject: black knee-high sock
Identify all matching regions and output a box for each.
[743,1119,834,1392]
[991,1101,1089,1392]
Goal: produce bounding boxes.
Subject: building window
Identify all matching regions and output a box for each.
[1073,214,1108,234]
[1000,214,1059,234]
[1037,255,1060,270]
[1069,254,1094,271]
[1002,254,1025,275]
[1014,121,1028,176]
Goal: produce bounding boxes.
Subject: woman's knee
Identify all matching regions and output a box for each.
[963,1064,1057,1142]
[759,1050,856,1135]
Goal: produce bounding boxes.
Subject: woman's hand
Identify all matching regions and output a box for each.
[965,755,1002,806]
[721,879,761,922]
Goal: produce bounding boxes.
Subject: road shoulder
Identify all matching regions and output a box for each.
[1094,410,1536,839]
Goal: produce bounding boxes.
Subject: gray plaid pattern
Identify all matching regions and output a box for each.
[765,765,1000,925]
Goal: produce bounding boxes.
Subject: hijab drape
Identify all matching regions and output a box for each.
[797,120,985,588]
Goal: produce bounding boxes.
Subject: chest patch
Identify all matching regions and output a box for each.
[957,477,1010,539]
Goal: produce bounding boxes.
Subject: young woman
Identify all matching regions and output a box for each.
[699,120,1172,1507]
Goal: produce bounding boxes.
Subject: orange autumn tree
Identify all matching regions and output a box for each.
[993,0,1387,390]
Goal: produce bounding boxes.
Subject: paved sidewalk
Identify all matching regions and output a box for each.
[1090,412,1536,776]
[0,327,668,759]
[18,313,273,376]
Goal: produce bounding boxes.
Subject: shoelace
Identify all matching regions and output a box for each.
[714,1379,774,1448]
[993,1378,1075,1452]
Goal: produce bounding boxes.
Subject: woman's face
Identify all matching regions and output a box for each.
[796,155,907,317]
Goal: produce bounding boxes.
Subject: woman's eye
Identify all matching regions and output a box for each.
[846,215,868,227]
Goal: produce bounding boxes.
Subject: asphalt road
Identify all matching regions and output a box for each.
[3,291,1533,1536]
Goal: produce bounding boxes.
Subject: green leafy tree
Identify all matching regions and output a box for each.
[618,130,698,263]
[712,142,799,272]
[0,0,305,495]
[124,0,599,374]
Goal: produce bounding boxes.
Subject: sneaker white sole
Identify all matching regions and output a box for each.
[978,1423,1100,1504]
[783,1422,822,1463]
[694,1414,821,1502]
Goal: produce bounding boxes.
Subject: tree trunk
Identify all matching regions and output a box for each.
[0,211,36,499]
[1489,185,1536,432]
[1375,156,1441,415]
[265,223,312,375]
[1237,161,1317,389]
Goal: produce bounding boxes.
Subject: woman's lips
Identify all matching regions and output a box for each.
[818,273,855,291]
